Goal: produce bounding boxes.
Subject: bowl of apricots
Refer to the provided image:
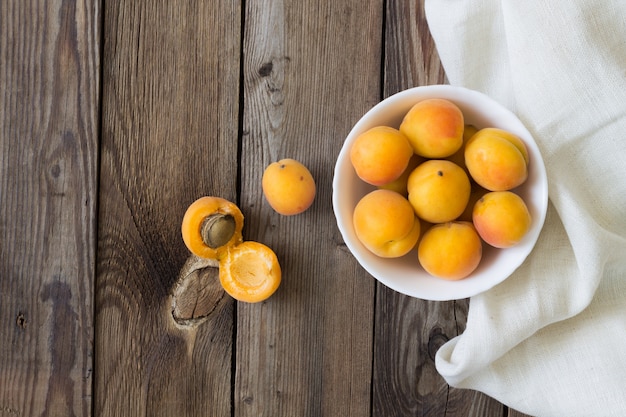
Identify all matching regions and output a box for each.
[333,85,548,301]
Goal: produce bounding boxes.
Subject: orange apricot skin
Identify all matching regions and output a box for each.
[181,196,244,260]
[399,98,464,158]
[417,221,482,280]
[407,160,471,224]
[472,191,532,248]
[262,159,316,215]
[352,189,421,258]
[350,126,414,186]
[464,128,529,191]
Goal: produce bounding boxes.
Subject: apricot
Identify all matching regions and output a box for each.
[350,126,414,186]
[418,221,482,280]
[407,160,471,223]
[262,158,316,215]
[378,154,424,197]
[464,128,529,191]
[472,191,532,248]
[219,241,281,303]
[399,98,464,158]
[181,196,244,260]
[353,189,421,258]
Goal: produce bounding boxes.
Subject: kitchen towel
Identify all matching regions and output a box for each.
[425,1,626,416]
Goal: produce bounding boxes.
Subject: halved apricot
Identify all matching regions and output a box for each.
[181,196,244,260]
[219,241,281,303]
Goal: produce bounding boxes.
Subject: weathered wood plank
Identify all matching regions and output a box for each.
[95,1,240,415]
[236,0,383,415]
[373,1,505,416]
[0,1,100,416]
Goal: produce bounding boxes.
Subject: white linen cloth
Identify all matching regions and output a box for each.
[424,1,626,416]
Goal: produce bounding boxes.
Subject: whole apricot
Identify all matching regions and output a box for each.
[262,159,316,215]
[472,191,532,248]
[399,98,464,158]
[353,189,421,258]
[407,160,471,223]
[350,126,414,186]
[465,128,529,191]
[418,221,482,280]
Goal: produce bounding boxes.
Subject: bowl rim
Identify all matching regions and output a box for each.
[332,84,549,301]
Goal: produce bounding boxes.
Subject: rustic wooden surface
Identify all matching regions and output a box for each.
[0,0,534,416]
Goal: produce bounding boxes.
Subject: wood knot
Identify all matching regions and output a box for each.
[16,312,27,329]
[171,255,226,327]
[258,62,273,77]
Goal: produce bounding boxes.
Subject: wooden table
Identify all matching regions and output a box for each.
[1,1,533,416]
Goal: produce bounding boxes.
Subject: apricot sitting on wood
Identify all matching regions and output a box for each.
[181,196,244,260]
[262,158,316,215]
[219,241,281,303]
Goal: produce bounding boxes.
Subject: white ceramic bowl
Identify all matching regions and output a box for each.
[333,85,548,301]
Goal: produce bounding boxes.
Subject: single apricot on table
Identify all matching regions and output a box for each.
[407,159,471,224]
[465,128,529,191]
[219,241,281,303]
[353,189,421,258]
[418,221,483,280]
[399,98,464,158]
[473,191,532,248]
[350,126,414,186]
[262,158,316,215]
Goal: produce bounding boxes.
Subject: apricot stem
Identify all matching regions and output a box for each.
[200,213,236,249]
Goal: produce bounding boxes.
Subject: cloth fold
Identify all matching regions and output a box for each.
[424,1,626,416]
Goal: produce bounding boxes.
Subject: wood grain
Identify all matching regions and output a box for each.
[95,1,240,415]
[236,0,382,415]
[0,1,99,416]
